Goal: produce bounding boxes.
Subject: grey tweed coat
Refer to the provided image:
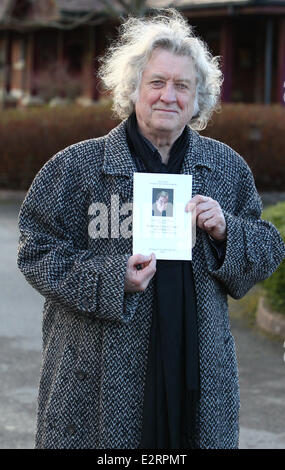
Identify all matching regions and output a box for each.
[17,120,285,449]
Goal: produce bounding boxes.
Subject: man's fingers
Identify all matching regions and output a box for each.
[203,217,219,230]
[134,253,152,263]
[185,201,196,213]
[131,253,156,272]
[185,195,211,213]
[197,208,217,224]
[190,195,210,205]
[192,194,210,202]
[184,195,226,241]
[141,253,156,273]
[130,253,152,268]
[125,253,156,293]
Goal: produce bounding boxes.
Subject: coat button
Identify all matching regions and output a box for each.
[75,369,87,381]
[66,424,76,436]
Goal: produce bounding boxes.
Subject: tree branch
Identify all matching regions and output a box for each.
[0,10,107,31]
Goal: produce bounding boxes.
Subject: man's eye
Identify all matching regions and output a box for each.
[176,83,188,89]
[151,80,163,87]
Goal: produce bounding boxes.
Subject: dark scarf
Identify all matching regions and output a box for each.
[126,113,200,449]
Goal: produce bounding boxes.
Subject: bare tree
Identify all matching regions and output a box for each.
[0,0,151,31]
[99,0,148,18]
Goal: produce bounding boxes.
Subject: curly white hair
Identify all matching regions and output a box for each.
[98,9,223,130]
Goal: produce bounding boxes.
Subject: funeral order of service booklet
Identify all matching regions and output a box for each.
[133,172,194,260]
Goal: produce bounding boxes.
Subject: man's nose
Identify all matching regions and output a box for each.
[160,83,176,103]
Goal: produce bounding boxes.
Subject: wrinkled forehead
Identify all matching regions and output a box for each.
[143,47,197,83]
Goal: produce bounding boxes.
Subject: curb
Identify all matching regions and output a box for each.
[256,296,285,340]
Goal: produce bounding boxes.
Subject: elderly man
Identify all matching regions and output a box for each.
[17,10,284,449]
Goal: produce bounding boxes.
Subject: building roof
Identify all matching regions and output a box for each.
[57,0,285,12]
[57,0,285,8]
[58,1,107,12]
[57,0,285,9]
[1,0,285,27]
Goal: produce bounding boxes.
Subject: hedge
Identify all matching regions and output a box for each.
[261,201,285,315]
[200,104,285,191]
[0,102,284,191]
[0,101,119,190]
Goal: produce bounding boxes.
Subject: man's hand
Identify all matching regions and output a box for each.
[124,253,156,293]
[185,195,227,241]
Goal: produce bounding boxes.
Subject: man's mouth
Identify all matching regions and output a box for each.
[153,108,178,113]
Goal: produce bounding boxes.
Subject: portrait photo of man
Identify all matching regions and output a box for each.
[152,189,173,217]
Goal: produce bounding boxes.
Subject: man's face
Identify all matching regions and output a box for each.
[156,195,168,212]
[135,48,197,138]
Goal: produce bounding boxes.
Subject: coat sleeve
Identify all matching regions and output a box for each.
[203,161,285,299]
[17,150,141,324]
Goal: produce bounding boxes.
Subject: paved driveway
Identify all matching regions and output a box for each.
[0,202,284,449]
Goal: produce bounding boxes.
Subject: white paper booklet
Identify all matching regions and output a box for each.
[133,172,193,260]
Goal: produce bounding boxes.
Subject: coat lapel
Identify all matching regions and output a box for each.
[181,127,215,198]
[102,120,136,201]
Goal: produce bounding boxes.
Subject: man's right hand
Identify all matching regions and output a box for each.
[124,253,156,292]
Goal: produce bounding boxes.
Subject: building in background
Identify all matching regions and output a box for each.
[0,0,284,107]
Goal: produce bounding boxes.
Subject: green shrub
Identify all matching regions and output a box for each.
[261,202,285,315]
[0,101,119,190]
[0,103,284,191]
[201,104,285,191]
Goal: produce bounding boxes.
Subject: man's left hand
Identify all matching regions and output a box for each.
[185,195,227,242]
